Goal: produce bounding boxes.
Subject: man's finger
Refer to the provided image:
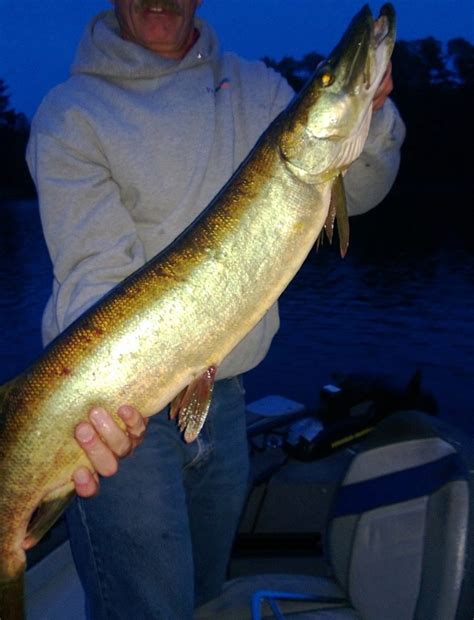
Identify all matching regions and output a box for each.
[73,466,100,498]
[373,62,393,111]
[75,421,120,476]
[118,405,148,440]
[89,407,132,458]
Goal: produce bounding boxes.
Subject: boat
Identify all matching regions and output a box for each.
[25,374,474,619]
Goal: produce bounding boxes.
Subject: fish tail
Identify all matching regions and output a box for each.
[0,573,25,620]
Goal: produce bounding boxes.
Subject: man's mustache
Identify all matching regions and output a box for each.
[134,0,183,15]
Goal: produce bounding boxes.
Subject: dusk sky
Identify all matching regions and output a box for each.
[1,0,473,118]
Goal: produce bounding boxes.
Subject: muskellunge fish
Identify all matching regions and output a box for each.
[0,5,396,618]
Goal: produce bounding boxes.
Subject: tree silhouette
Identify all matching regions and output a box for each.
[263,52,324,92]
[0,79,15,127]
[0,79,9,111]
[447,38,474,87]
[0,79,33,196]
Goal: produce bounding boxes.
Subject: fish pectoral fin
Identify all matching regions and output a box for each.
[315,174,346,252]
[170,366,218,443]
[332,173,350,258]
[24,485,74,549]
[323,186,338,245]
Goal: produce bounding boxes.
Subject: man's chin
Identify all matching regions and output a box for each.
[140,30,187,56]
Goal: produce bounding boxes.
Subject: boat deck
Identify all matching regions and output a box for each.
[26,431,349,618]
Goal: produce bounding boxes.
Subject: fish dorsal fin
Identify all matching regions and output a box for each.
[170,366,217,443]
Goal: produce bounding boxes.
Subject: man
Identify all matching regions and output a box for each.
[26,0,405,617]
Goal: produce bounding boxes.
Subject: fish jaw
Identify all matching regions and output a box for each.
[278,4,396,182]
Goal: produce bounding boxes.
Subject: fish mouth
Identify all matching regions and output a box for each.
[370,4,396,87]
[374,5,393,47]
[327,3,396,94]
[134,0,183,16]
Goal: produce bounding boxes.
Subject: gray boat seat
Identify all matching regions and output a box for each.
[195,411,473,620]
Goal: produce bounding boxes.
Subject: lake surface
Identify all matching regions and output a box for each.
[1,196,473,435]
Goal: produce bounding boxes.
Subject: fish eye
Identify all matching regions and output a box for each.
[316,64,333,87]
[320,71,333,87]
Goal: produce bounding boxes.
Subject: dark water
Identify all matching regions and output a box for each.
[1,197,473,435]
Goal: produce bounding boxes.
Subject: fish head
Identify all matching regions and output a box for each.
[279,3,396,183]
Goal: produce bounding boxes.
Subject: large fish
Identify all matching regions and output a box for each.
[0,5,396,618]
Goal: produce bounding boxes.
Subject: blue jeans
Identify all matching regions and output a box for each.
[66,377,249,620]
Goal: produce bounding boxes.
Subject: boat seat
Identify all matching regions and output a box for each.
[195,411,474,620]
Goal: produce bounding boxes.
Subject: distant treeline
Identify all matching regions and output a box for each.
[0,37,473,197]
[0,79,34,197]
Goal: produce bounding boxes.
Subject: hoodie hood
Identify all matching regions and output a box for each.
[71,10,220,80]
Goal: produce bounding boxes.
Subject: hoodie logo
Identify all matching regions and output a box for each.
[207,78,231,95]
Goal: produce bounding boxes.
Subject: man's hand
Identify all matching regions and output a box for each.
[372,62,393,111]
[73,405,148,498]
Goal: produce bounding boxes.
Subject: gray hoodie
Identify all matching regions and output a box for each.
[27,11,405,379]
